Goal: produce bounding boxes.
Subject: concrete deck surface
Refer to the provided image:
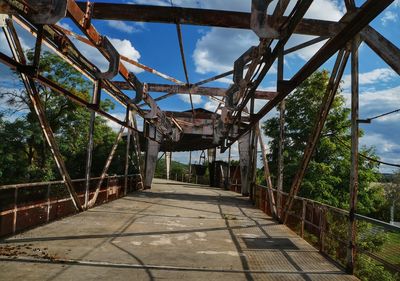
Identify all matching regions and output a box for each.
[0,179,358,281]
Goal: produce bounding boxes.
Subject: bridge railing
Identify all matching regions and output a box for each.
[253,184,400,276]
[0,174,140,237]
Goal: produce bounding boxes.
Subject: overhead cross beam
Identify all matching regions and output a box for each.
[113,82,277,100]
[75,2,340,37]
[229,0,395,146]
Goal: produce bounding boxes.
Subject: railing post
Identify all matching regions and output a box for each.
[311,202,314,227]
[106,176,110,202]
[85,80,102,209]
[319,206,326,252]
[46,184,51,222]
[347,37,360,274]
[12,187,18,234]
[124,106,132,196]
[301,199,306,238]
[277,48,285,220]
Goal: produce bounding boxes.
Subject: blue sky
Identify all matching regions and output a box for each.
[0,0,399,173]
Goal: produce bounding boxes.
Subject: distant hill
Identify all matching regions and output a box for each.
[380,173,395,183]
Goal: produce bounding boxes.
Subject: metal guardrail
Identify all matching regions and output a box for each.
[0,174,140,237]
[252,184,400,276]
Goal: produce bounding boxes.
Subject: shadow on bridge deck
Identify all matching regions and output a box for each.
[0,179,358,281]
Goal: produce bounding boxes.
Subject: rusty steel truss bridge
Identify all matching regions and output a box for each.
[0,0,399,275]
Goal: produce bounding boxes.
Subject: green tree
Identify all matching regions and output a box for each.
[262,70,384,215]
[0,51,119,184]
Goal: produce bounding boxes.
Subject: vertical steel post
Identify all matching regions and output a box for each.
[250,126,258,200]
[319,207,326,252]
[239,131,252,196]
[208,148,216,186]
[165,151,172,180]
[301,199,306,238]
[84,80,101,209]
[257,126,277,217]
[227,146,231,189]
[277,48,285,219]
[46,183,51,222]
[188,151,192,182]
[131,111,144,189]
[347,38,360,274]
[124,106,132,195]
[144,139,160,189]
[12,187,18,234]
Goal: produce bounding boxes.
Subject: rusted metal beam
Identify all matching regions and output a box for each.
[256,126,277,217]
[238,131,251,196]
[12,16,140,112]
[284,36,329,55]
[176,23,194,115]
[271,0,291,22]
[345,0,356,11]
[55,24,185,85]
[75,2,341,37]
[124,106,132,196]
[66,0,175,137]
[113,82,277,100]
[2,19,83,212]
[361,26,400,75]
[84,79,101,209]
[144,139,160,189]
[346,37,360,275]
[231,0,394,147]
[0,50,140,132]
[131,111,144,189]
[276,49,285,219]
[88,125,125,208]
[282,49,350,224]
[223,0,314,146]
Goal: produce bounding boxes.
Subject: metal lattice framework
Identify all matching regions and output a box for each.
[0,0,399,273]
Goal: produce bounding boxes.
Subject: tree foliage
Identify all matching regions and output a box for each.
[0,51,124,184]
[262,70,385,215]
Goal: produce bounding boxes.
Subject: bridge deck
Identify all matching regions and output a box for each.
[0,179,357,281]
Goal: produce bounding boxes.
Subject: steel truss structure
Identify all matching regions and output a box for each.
[0,0,399,273]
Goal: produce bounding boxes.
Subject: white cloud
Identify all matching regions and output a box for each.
[192,0,344,75]
[58,22,72,31]
[178,94,202,105]
[204,97,220,112]
[0,30,28,55]
[128,0,249,11]
[0,31,11,55]
[304,0,344,21]
[359,85,400,108]
[286,35,329,61]
[73,37,143,74]
[193,28,259,74]
[381,11,398,25]
[107,21,137,33]
[360,133,400,173]
[106,112,126,132]
[342,68,397,90]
